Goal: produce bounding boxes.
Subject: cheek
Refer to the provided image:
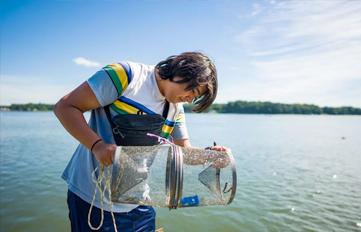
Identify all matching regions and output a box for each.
[166,86,178,96]
[163,87,177,102]
[164,82,189,102]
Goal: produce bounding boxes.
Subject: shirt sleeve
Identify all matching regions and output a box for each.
[87,62,132,106]
[171,105,190,140]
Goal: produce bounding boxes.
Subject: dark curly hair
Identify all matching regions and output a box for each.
[155,52,218,112]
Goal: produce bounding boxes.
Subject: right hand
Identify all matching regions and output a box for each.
[92,140,117,166]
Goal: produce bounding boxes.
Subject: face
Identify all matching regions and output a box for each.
[162,77,207,104]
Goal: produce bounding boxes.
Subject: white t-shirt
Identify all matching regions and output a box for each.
[62,61,189,212]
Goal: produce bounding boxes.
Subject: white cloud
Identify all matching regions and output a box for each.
[251,3,262,16]
[230,0,361,107]
[73,57,101,68]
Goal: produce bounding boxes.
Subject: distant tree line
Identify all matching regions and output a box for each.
[1,101,361,115]
[0,103,54,111]
[184,101,361,115]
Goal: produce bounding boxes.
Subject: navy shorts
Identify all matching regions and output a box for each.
[67,190,156,232]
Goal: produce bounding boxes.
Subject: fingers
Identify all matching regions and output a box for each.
[100,158,111,167]
[106,144,116,166]
[103,157,113,166]
[210,145,228,152]
[103,158,112,166]
[104,151,115,166]
[93,142,116,167]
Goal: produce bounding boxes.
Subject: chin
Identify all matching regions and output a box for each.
[165,98,177,104]
[171,100,182,104]
[166,97,182,104]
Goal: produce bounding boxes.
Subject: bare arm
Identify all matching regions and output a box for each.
[54,82,101,148]
[54,82,115,166]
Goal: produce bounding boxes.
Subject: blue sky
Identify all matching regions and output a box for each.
[1,0,361,107]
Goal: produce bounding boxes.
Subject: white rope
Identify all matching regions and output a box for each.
[88,164,118,232]
[87,140,169,232]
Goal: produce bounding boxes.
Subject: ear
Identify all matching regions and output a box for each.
[158,61,173,79]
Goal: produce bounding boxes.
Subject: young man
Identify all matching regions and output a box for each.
[55,51,226,231]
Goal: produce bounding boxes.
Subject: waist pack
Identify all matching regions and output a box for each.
[104,102,169,146]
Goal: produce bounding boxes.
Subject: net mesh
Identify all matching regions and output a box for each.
[198,165,223,201]
[111,146,160,203]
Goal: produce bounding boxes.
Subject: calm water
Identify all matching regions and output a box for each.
[0,112,361,232]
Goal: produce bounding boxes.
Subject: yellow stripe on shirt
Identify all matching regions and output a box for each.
[108,63,129,92]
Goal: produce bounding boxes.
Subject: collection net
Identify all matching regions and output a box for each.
[88,144,236,231]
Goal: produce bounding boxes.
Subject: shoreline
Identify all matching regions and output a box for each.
[1,101,361,115]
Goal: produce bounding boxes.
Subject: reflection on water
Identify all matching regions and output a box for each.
[1,112,361,231]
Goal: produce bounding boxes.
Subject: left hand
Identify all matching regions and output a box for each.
[209,145,231,152]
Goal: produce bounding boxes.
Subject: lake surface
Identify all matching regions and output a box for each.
[0,112,360,232]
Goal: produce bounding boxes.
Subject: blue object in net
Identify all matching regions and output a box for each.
[180,195,200,207]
